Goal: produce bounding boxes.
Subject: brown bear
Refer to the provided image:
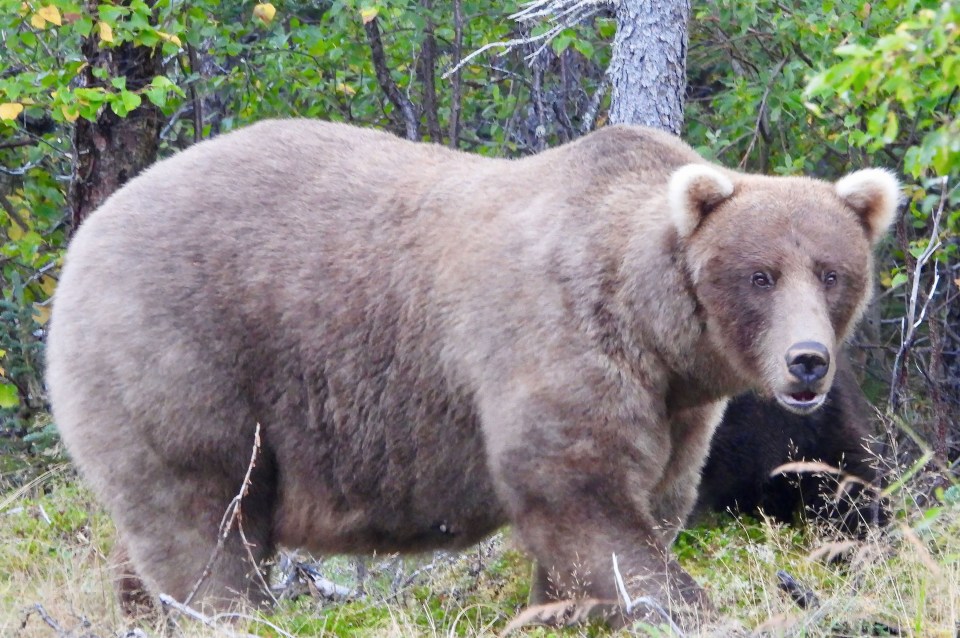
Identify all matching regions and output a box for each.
[694,356,886,534]
[45,120,899,627]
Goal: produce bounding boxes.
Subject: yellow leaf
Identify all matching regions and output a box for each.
[156,30,181,46]
[30,12,46,29]
[34,304,51,326]
[18,3,29,16]
[335,82,357,96]
[98,21,113,43]
[39,275,57,297]
[8,223,23,241]
[61,104,79,123]
[0,103,24,120]
[360,6,378,24]
[253,3,276,24]
[38,5,61,26]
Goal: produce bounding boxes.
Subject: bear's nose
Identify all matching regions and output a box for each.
[786,341,830,385]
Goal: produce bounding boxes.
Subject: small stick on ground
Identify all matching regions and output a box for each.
[160,594,254,638]
[776,570,820,609]
[160,594,298,638]
[183,423,274,607]
[21,603,68,637]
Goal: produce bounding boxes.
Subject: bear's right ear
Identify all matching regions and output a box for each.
[668,164,735,239]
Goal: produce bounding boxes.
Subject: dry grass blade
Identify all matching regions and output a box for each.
[770,460,844,477]
[0,463,69,512]
[500,598,615,635]
[807,539,860,563]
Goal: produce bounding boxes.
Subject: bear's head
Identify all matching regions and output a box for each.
[669,164,900,414]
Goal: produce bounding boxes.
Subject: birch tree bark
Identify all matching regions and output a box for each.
[607,0,689,134]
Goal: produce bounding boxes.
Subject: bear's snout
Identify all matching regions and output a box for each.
[785,341,830,386]
[774,341,833,415]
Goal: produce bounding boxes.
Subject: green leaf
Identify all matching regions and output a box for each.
[144,87,166,108]
[834,43,870,57]
[0,383,19,409]
[551,31,573,55]
[573,39,594,59]
[122,90,141,112]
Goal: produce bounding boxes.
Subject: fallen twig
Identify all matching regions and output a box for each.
[295,562,355,601]
[159,594,264,638]
[21,603,68,637]
[776,569,819,609]
[183,423,274,607]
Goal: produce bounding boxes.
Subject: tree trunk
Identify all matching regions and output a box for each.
[68,2,163,232]
[607,0,689,134]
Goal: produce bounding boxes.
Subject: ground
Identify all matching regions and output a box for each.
[2,454,957,637]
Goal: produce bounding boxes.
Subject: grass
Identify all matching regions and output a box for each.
[2,455,959,637]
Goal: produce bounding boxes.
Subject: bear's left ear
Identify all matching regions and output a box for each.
[668,164,735,239]
[835,168,901,244]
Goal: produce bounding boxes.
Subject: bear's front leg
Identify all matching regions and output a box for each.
[649,399,730,544]
[480,367,711,628]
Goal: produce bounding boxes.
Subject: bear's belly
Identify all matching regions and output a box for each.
[273,467,508,555]
[257,335,506,555]
[269,411,508,555]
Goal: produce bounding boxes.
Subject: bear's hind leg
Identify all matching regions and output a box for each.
[109,538,154,617]
[114,462,278,614]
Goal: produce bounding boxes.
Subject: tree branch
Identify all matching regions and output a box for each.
[580,77,609,134]
[0,191,29,231]
[364,17,420,141]
[738,56,787,170]
[448,0,464,147]
[0,138,37,150]
[186,44,204,142]
[419,0,442,142]
[442,0,609,79]
[888,176,948,412]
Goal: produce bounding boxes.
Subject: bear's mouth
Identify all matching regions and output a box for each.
[775,391,827,415]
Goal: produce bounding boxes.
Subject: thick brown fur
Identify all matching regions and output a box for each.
[46,121,898,626]
[694,356,886,535]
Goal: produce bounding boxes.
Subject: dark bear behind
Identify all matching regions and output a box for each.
[694,359,886,534]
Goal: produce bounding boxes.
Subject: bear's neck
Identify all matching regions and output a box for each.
[612,226,748,404]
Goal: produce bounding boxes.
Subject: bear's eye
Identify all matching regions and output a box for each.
[751,271,775,288]
[822,271,838,287]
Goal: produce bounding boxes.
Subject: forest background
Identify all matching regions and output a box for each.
[0,0,958,636]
